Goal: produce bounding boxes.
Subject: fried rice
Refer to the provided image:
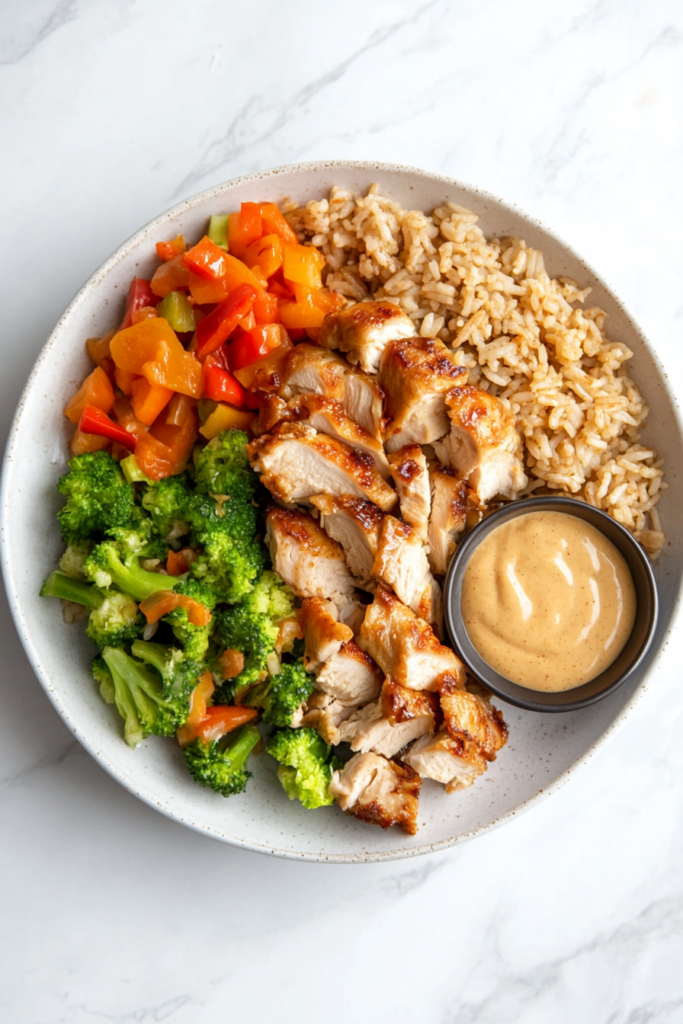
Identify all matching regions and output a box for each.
[284,185,665,558]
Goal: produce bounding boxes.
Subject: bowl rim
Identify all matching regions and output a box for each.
[443,496,659,713]
[1,158,681,862]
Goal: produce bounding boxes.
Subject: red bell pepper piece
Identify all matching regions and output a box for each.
[195,283,257,359]
[201,357,246,405]
[121,279,159,329]
[228,323,285,372]
[78,405,136,450]
[182,236,228,281]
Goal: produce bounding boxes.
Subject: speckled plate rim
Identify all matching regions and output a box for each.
[2,159,681,863]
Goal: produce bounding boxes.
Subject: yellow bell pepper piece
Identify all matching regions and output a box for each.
[199,403,255,440]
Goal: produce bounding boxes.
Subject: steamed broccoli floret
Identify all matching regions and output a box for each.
[92,655,116,704]
[212,571,296,693]
[186,431,266,604]
[84,541,176,603]
[86,590,144,648]
[266,727,340,809]
[188,492,265,605]
[243,659,313,727]
[99,646,190,747]
[159,577,216,668]
[59,540,93,579]
[40,570,104,608]
[192,430,256,501]
[183,723,260,797]
[106,518,169,563]
[141,474,193,541]
[57,452,136,544]
[131,640,198,700]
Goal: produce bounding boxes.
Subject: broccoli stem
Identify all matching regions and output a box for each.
[226,722,262,768]
[40,571,105,609]
[130,640,172,676]
[99,547,177,602]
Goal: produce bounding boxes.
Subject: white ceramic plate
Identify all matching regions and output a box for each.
[2,161,681,862]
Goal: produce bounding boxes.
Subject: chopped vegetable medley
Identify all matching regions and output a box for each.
[41,200,344,808]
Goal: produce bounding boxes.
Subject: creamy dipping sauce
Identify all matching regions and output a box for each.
[460,511,636,692]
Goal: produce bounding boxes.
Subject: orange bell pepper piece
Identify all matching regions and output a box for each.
[112,398,149,444]
[132,306,158,326]
[150,255,190,298]
[139,589,211,627]
[278,292,326,330]
[166,547,197,576]
[114,366,138,397]
[156,235,185,261]
[134,399,199,480]
[177,671,215,745]
[244,233,283,279]
[111,318,202,399]
[64,366,115,424]
[187,272,229,305]
[196,705,258,743]
[311,288,346,314]
[183,236,229,281]
[130,377,173,426]
[282,243,326,289]
[221,253,263,294]
[70,428,110,456]
[259,202,298,245]
[253,290,280,325]
[86,330,116,376]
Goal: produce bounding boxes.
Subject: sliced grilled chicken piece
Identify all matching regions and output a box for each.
[428,466,469,575]
[388,444,431,543]
[280,343,348,401]
[338,679,437,758]
[298,597,353,673]
[403,730,488,791]
[319,300,416,374]
[329,752,421,834]
[360,586,464,691]
[311,494,385,591]
[301,691,360,745]
[252,393,292,437]
[265,507,357,612]
[380,337,466,452]
[342,368,384,439]
[373,516,441,629]
[315,640,383,706]
[248,424,398,511]
[433,386,527,502]
[439,675,508,761]
[287,395,390,477]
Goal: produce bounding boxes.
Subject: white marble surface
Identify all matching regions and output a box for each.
[1,1,682,1020]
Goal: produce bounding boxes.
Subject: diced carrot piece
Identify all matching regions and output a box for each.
[64,366,115,424]
[260,202,298,245]
[130,377,173,426]
[150,255,190,298]
[196,705,258,743]
[166,548,197,576]
[139,590,211,627]
[219,648,245,679]
[176,671,215,745]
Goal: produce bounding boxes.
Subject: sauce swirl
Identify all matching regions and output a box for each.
[460,511,636,691]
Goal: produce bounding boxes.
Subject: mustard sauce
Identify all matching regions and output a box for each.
[460,511,636,691]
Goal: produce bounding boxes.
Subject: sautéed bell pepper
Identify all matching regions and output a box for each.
[195,283,257,359]
[121,278,159,329]
[64,366,115,424]
[156,235,185,262]
[77,406,136,451]
[182,236,228,281]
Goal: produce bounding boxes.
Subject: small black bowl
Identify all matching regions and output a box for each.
[443,496,658,712]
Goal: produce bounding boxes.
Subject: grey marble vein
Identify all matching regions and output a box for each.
[0,0,78,67]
